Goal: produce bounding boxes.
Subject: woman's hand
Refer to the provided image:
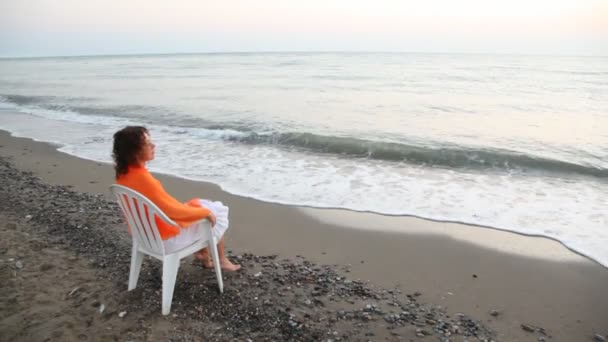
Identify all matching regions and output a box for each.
[185,198,214,226]
[208,212,216,227]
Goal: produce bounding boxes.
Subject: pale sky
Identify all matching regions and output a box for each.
[1,0,607,57]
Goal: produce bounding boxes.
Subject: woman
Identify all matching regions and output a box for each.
[112,126,240,271]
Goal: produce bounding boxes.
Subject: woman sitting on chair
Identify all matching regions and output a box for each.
[112,126,241,271]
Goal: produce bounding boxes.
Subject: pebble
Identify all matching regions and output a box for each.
[39,263,54,271]
[118,311,127,318]
[521,323,536,332]
[67,287,80,297]
[594,334,606,342]
[15,260,23,269]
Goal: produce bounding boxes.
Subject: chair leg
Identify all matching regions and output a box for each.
[161,254,180,315]
[209,235,224,294]
[128,244,145,291]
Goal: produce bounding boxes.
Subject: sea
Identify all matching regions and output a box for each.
[0,52,606,267]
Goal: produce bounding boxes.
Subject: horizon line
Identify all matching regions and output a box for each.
[1,50,607,60]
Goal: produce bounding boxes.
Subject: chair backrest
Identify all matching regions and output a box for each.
[110,184,176,256]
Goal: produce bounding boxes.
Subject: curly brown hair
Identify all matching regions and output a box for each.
[112,126,148,179]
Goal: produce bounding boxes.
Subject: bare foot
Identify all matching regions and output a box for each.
[194,252,214,269]
[220,258,241,272]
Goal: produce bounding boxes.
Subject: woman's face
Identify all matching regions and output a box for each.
[138,132,156,163]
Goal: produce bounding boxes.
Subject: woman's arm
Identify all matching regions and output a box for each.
[141,173,212,223]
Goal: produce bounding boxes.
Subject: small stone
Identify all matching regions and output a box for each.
[25,215,32,220]
[472,274,478,278]
[40,263,54,271]
[67,287,80,297]
[414,328,431,336]
[593,334,606,342]
[489,309,500,317]
[118,311,127,318]
[521,323,535,332]
[99,304,105,314]
[15,260,23,269]
[254,272,262,277]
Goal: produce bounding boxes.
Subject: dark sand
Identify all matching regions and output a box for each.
[1,129,607,341]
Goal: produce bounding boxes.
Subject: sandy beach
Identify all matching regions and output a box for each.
[1,128,607,341]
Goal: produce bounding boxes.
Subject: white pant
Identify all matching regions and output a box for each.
[163,199,229,254]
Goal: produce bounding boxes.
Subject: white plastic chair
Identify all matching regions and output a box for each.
[110,184,223,315]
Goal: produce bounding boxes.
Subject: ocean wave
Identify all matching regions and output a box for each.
[2,94,58,105]
[0,94,179,122]
[2,93,606,178]
[226,131,608,178]
[1,94,104,107]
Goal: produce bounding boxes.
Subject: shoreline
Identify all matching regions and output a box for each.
[1,123,598,267]
[1,129,608,340]
[1,107,606,269]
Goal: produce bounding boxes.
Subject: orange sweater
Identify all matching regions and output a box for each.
[116,165,210,240]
